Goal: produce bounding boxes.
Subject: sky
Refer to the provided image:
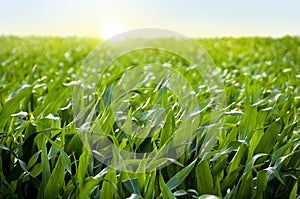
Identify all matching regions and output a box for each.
[0,0,300,38]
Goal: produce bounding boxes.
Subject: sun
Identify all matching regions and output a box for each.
[100,22,127,39]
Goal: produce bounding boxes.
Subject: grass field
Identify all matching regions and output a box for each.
[0,35,299,198]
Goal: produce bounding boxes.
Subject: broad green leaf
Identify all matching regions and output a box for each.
[266,167,285,185]
[228,143,247,174]
[271,140,296,164]
[237,172,254,198]
[123,178,141,195]
[78,147,92,189]
[78,175,104,198]
[34,87,69,117]
[38,136,50,199]
[211,154,228,177]
[118,171,130,199]
[255,169,268,197]
[289,181,298,199]
[159,172,176,199]
[221,167,243,192]
[101,167,118,198]
[30,163,42,177]
[0,84,32,131]
[160,109,175,147]
[166,159,197,191]
[243,153,267,178]
[246,111,267,162]
[196,160,213,195]
[254,121,281,155]
[239,105,257,141]
[144,171,156,199]
[44,156,65,198]
[48,139,72,174]
[27,150,41,169]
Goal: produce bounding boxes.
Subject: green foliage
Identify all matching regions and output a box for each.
[0,36,299,198]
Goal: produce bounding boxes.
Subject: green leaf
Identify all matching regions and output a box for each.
[101,167,118,198]
[196,160,214,195]
[166,159,197,191]
[78,175,104,198]
[254,121,281,155]
[44,156,65,198]
[266,167,285,185]
[118,171,130,199]
[243,153,267,178]
[48,139,72,174]
[0,84,32,130]
[77,147,92,189]
[27,150,41,169]
[38,136,50,199]
[255,170,268,197]
[160,109,175,147]
[159,172,176,199]
[228,143,247,174]
[271,140,296,164]
[289,181,298,199]
[34,87,69,117]
[144,171,156,199]
[123,178,141,195]
[239,105,257,141]
[221,167,243,192]
[237,172,254,198]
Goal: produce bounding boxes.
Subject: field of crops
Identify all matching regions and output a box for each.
[0,35,299,198]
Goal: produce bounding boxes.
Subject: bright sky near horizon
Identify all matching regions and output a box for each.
[0,0,299,38]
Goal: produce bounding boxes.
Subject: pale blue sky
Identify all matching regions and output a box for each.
[0,0,299,38]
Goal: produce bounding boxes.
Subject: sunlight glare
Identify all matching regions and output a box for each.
[100,22,127,39]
